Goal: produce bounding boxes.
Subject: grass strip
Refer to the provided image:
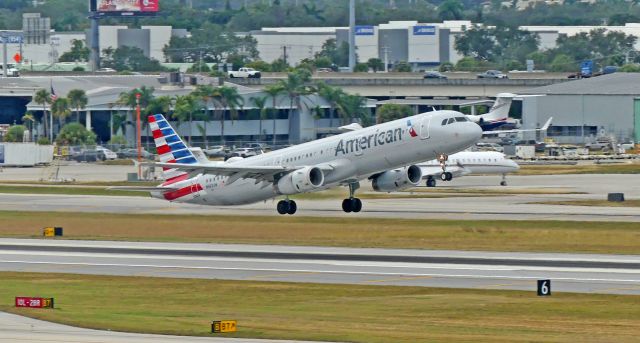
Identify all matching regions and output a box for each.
[1,211,639,254]
[0,185,149,197]
[517,163,640,175]
[1,272,639,343]
[536,199,640,208]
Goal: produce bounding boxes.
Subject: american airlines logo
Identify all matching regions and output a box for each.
[335,127,405,156]
[413,26,436,36]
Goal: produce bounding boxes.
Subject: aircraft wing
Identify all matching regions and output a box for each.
[107,186,179,193]
[418,165,469,178]
[483,117,552,135]
[146,162,292,184]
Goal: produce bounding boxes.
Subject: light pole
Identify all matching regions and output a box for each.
[136,91,142,179]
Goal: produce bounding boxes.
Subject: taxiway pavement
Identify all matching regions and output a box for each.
[1,239,639,295]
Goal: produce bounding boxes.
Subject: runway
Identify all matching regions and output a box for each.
[2,238,639,295]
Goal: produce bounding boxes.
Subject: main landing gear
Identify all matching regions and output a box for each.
[277,198,297,215]
[437,153,452,183]
[426,176,437,187]
[342,182,362,213]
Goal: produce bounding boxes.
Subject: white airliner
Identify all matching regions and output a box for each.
[120,112,482,215]
[418,151,520,187]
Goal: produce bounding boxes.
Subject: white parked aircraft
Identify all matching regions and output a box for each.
[418,151,520,187]
[119,112,482,215]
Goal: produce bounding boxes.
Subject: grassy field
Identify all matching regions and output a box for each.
[1,272,639,343]
[538,199,640,207]
[517,163,640,175]
[2,211,640,254]
[0,185,149,197]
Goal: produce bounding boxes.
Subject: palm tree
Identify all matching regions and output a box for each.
[263,83,284,146]
[277,69,312,144]
[337,94,369,126]
[51,98,71,136]
[67,89,88,123]
[34,89,51,141]
[193,85,219,142]
[216,86,244,145]
[316,82,345,129]
[21,112,35,142]
[250,96,268,141]
[172,95,198,145]
[117,86,155,146]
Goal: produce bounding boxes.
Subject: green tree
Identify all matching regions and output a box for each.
[367,58,384,72]
[263,83,284,145]
[455,25,499,61]
[316,82,345,128]
[102,46,166,72]
[21,112,35,141]
[337,94,370,126]
[172,95,198,145]
[245,60,271,72]
[58,39,90,62]
[4,125,27,142]
[56,122,97,146]
[187,61,211,73]
[193,85,219,143]
[34,89,51,141]
[216,86,244,144]
[394,61,412,72]
[51,97,71,130]
[438,0,464,20]
[250,96,269,140]
[354,63,369,72]
[376,104,413,124]
[67,89,88,123]
[549,54,575,72]
[277,69,313,143]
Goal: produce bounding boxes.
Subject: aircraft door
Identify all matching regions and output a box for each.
[420,116,431,139]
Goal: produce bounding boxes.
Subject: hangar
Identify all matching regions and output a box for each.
[521,73,640,145]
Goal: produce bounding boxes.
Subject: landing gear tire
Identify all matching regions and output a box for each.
[287,200,297,215]
[342,198,362,213]
[440,172,453,181]
[277,200,297,215]
[500,181,507,186]
[426,178,436,187]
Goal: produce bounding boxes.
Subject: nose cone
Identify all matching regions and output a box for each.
[465,123,483,146]
[509,159,520,171]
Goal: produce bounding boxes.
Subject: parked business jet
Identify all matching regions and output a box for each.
[117,112,482,215]
[464,93,520,131]
[418,151,520,187]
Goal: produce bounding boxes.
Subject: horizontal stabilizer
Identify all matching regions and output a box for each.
[483,117,552,135]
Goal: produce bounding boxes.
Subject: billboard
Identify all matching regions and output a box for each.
[355,26,375,36]
[91,0,159,17]
[413,26,436,36]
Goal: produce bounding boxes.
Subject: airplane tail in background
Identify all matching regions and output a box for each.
[148,114,198,184]
[484,93,515,122]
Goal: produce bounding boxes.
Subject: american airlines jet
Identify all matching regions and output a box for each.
[121,111,482,215]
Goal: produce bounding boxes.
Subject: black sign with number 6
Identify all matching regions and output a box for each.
[537,279,551,296]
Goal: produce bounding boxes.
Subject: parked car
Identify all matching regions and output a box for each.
[225,148,262,160]
[477,70,508,79]
[117,148,154,159]
[243,143,268,151]
[203,145,226,157]
[317,68,333,73]
[72,149,103,162]
[227,67,261,78]
[96,146,117,160]
[423,71,447,79]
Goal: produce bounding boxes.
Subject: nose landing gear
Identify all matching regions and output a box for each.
[341,182,362,213]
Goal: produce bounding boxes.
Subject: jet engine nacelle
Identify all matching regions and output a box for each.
[371,165,422,192]
[276,166,325,195]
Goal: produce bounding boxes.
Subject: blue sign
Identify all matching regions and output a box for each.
[355,26,375,36]
[0,35,23,44]
[413,26,436,36]
[580,60,593,77]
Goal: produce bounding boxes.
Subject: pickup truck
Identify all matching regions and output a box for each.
[227,67,261,79]
[0,64,20,77]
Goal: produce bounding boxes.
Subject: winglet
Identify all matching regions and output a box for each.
[541,117,553,131]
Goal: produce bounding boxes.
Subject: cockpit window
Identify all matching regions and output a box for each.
[441,119,448,126]
[455,117,468,122]
[447,118,455,124]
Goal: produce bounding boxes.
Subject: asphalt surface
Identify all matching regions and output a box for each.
[0,311,322,343]
[1,238,639,295]
[0,173,638,221]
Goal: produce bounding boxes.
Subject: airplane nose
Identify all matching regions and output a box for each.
[510,159,520,170]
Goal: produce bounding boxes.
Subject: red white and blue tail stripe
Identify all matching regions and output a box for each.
[148,114,197,186]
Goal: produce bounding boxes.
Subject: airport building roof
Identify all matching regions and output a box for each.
[520,73,640,96]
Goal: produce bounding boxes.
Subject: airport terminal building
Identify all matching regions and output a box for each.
[521,73,640,144]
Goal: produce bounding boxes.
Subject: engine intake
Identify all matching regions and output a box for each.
[371,165,422,192]
[276,166,325,195]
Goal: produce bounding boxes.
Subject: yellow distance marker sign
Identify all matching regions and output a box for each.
[211,320,237,333]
